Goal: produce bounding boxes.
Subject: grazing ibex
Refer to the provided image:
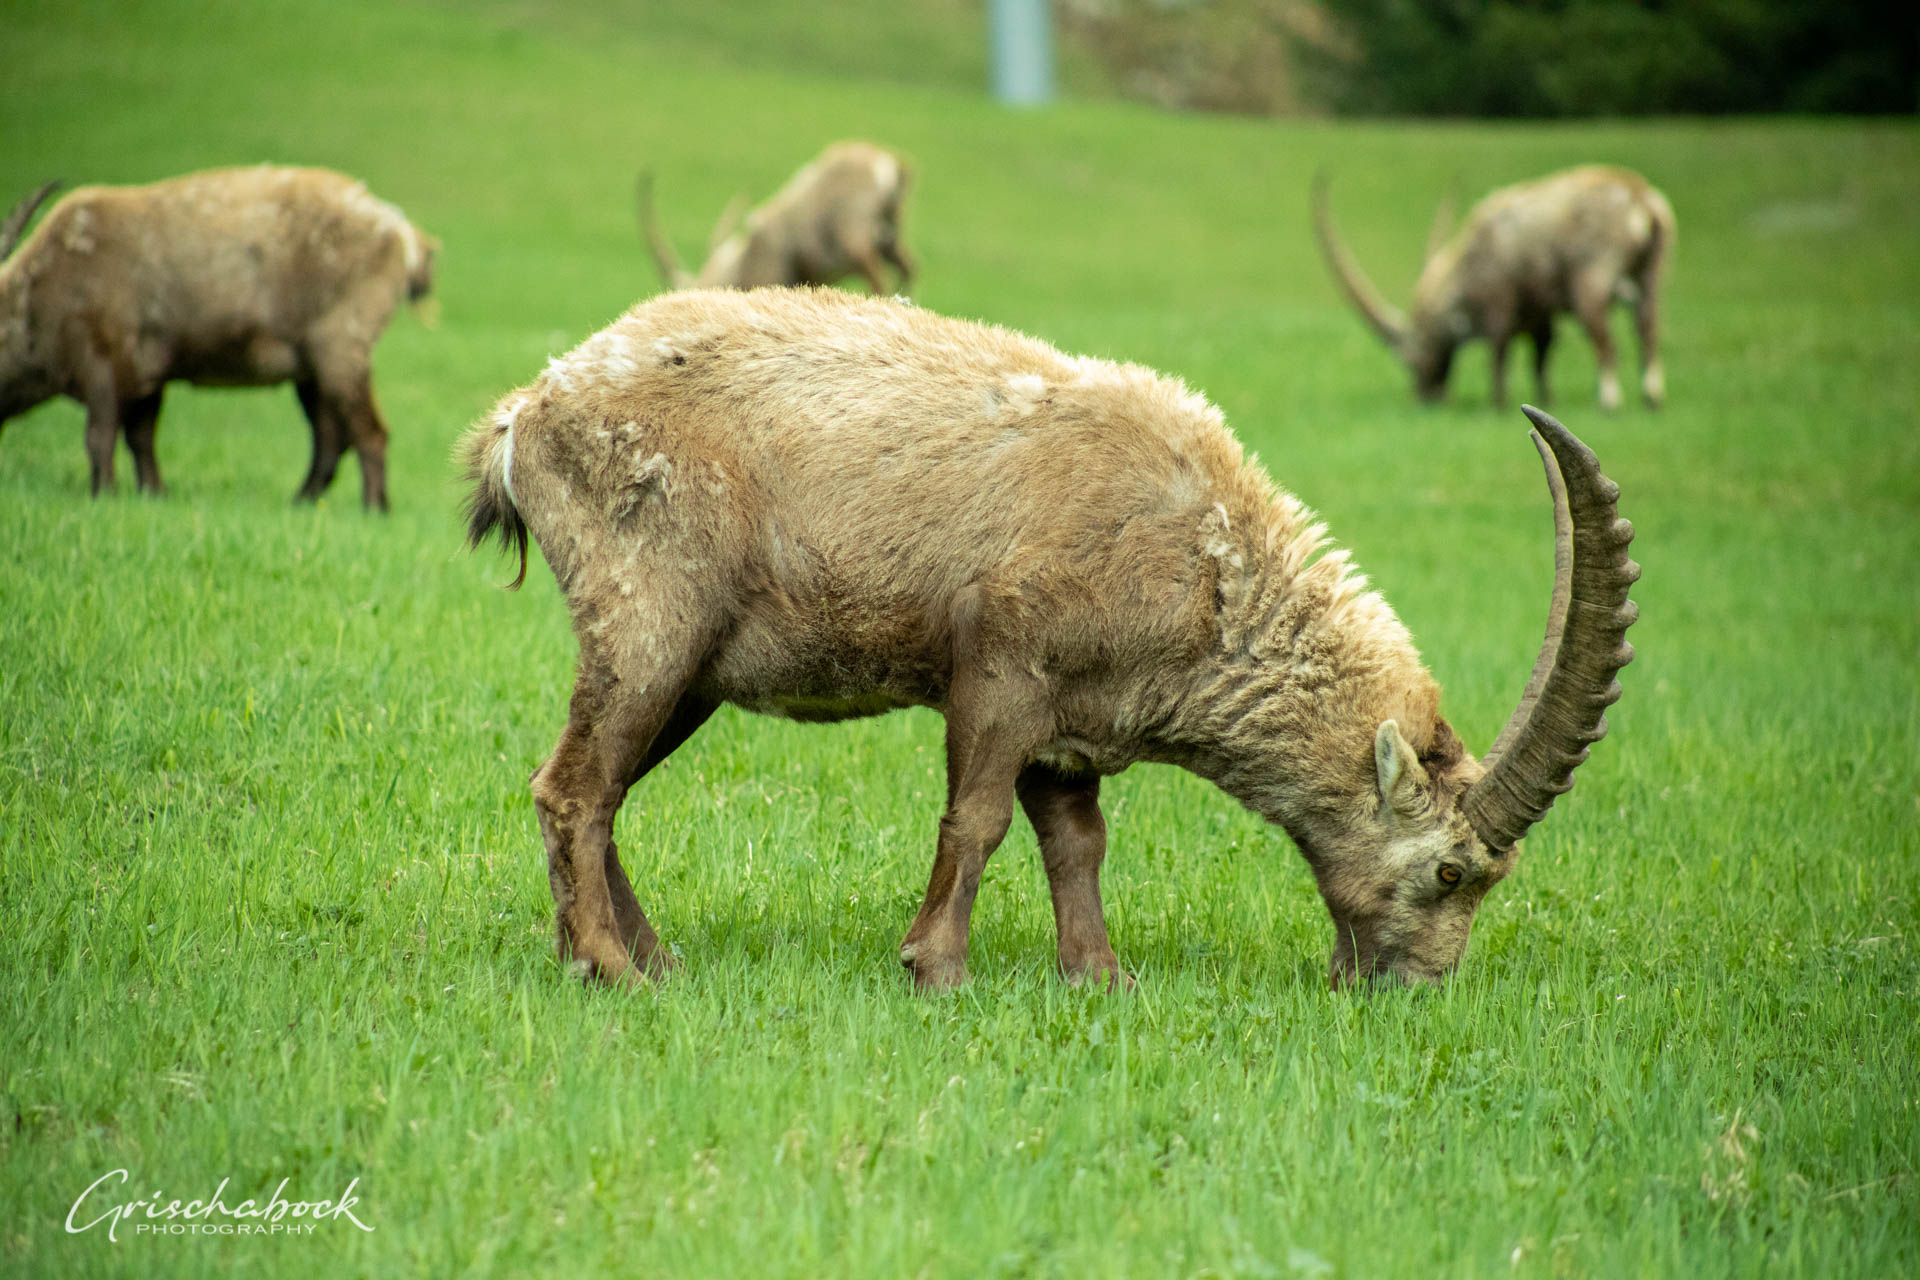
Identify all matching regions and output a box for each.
[0,165,437,508]
[462,288,1637,991]
[638,141,915,295]
[1314,166,1674,411]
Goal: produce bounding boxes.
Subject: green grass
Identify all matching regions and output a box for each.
[2,2,1917,1276]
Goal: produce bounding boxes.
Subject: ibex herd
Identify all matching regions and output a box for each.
[5,146,1654,991]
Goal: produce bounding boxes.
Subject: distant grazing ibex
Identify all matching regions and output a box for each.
[638,141,914,295]
[1315,166,1674,410]
[0,165,438,508]
[462,288,1637,991]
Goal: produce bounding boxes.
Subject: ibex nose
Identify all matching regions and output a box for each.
[1331,948,1450,992]
[1329,957,1356,992]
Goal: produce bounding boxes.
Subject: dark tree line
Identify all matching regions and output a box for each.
[1303,0,1918,116]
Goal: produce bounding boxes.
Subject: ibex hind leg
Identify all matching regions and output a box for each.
[332,371,392,513]
[836,216,896,295]
[1528,320,1555,405]
[603,694,716,957]
[124,390,165,494]
[531,612,716,988]
[880,239,915,294]
[307,339,390,512]
[292,377,346,502]
[1634,276,1665,408]
[1573,270,1624,411]
[1488,334,1512,410]
[850,247,891,296]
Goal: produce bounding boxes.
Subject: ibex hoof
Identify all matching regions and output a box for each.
[635,944,681,980]
[900,942,968,992]
[1062,954,1132,991]
[564,942,677,989]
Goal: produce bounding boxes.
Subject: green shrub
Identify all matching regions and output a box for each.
[1302,0,1918,116]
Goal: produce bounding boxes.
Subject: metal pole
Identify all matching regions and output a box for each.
[989,0,1055,106]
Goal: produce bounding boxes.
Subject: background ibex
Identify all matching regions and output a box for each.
[638,141,914,295]
[0,165,437,508]
[462,288,1637,992]
[1315,165,1674,411]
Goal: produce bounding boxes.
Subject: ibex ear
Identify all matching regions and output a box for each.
[1374,719,1431,820]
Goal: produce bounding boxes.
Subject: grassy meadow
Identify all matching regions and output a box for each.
[2,1,1917,1275]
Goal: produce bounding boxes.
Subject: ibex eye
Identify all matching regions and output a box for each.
[1437,864,1462,886]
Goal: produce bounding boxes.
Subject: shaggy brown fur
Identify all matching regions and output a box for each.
[1316,165,1675,410]
[462,288,1631,991]
[639,141,914,295]
[0,165,438,507]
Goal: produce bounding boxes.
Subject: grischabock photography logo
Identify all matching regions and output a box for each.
[65,1169,374,1241]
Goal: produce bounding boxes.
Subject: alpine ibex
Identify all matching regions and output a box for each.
[638,141,914,295]
[1314,166,1674,410]
[462,288,1638,991]
[0,166,438,508]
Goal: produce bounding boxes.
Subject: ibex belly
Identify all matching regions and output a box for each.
[699,588,952,722]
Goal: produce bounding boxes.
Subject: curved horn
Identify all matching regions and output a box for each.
[1463,406,1640,853]
[1311,170,1408,350]
[707,190,748,255]
[1,180,61,262]
[635,171,695,290]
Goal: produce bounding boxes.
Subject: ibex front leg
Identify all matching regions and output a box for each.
[900,621,1049,990]
[1017,765,1124,987]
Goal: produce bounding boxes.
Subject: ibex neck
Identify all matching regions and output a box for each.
[1157,494,1442,838]
[0,271,43,420]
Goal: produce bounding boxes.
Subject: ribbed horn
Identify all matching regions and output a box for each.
[707,190,748,255]
[1463,406,1640,853]
[1311,170,1409,351]
[635,171,695,290]
[1,180,61,261]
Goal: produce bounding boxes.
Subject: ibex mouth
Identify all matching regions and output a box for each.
[1330,936,1453,991]
[1331,960,1447,992]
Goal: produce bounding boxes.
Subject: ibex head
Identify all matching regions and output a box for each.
[1312,170,1474,403]
[0,180,64,423]
[1307,407,1639,986]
